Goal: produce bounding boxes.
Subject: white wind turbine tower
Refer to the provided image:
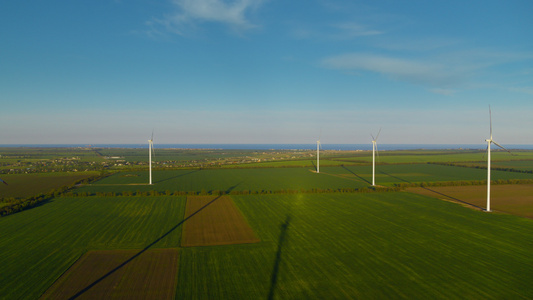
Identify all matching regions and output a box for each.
[485,107,511,212]
[148,131,155,185]
[316,136,321,173]
[371,128,381,186]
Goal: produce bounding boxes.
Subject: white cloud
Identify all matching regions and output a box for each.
[321,50,533,90]
[322,53,462,87]
[331,22,383,38]
[150,0,266,36]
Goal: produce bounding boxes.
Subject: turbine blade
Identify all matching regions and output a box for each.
[489,105,492,139]
[482,143,489,159]
[370,133,375,141]
[375,127,382,141]
[492,140,512,155]
[151,129,154,142]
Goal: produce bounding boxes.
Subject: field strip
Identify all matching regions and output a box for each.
[40,248,179,300]
[86,183,151,186]
[181,196,260,247]
[316,170,368,183]
[406,184,533,218]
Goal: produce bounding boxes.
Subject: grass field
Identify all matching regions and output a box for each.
[178,193,533,299]
[325,164,533,186]
[40,248,179,300]
[77,168,369,194]
[1,192,532,298]
[3,148,533,299]
[75,164,533,195]
[0,171,99,199]
[0,196,185,299]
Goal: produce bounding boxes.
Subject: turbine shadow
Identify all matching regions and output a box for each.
[311,160,317,172]
[154,170,199,184]
[379,170,411,184]
[341,165,371,185]
[68,183,240,300]
[268,214,291,300]
[420,187,485,210]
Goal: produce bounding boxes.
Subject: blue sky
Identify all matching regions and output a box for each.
[1,0,532,145]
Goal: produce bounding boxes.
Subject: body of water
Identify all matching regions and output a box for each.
[1,144,533,150]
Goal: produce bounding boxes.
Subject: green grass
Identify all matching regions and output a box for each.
[178,193,533,299]
[0,171,99,199]
[0,196,185,299]
[1,192,532,299]
[76,164,533,195]
[324,164,533,186]
[77,168,368,194]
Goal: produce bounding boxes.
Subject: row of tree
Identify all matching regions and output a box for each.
[393,178,533,188]
[62,186,400,198]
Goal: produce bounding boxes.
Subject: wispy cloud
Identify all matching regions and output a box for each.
[322,53,463,87]
[290,22,382,40]
[331,22,383,38]
[321,50,533,91]
[148,0,266,36]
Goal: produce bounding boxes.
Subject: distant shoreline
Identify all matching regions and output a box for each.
[1,144,533,150]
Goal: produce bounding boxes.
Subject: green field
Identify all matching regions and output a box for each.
[0,196,185,299]
[2,148,533,298]
[74,164,533,195]
[76,167,369,194]
[0,171,99,199]
[1,193,532,299]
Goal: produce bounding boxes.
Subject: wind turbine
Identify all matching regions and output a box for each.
[316,135,321,173]
[371,128,381,186]
[485,107,511,212]
[148,131,155,185]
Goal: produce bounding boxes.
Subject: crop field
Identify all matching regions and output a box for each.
[0,171,99,199]
[406,184,533,218]
[328,149,533,164]
[77,167,369,194]
[1,192,532,298]
[452,160,533,172]
[75,164,533,195]
[178,193,533,299]
[0,196,185,299]
[40,248,179,300]
[322,163,533,186]
[181,196,260,247]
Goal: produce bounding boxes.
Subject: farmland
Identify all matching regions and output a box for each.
[1,192,532,299]
[181,196,260,247]
[0,172,99,199]
[407,184,533,218]
[41,248,179,300]
[74,163,533,195]
[1,147,533,299]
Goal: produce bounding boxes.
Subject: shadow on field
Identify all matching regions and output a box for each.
[342,165,371,184]
[420,187,485,210]
[268,214,291,300]
[154,170,199,184]
[68,183,240,300]
[379,170,412,183]
[311,160,317,172]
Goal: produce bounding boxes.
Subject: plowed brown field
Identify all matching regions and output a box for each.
[181,196,260,247]
[406,184,533,218]
[40,248,179,300]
